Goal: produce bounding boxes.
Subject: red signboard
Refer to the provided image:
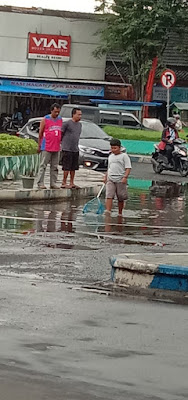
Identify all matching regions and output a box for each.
[28,33,71,61]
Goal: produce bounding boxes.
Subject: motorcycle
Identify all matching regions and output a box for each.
[2,116,23,133]
[151,138,188,177]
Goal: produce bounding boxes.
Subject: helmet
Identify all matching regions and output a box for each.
[166,117,176,127]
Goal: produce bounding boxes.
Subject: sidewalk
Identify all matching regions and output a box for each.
[0,152,152,202]
[0,167,104,202]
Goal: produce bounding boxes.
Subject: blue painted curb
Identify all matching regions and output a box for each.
[157,265,188,276]
[110,257,117,282]
[150,264,188,292]
[111,257,188,292]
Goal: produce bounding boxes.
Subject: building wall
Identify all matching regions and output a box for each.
[0,10,106,81]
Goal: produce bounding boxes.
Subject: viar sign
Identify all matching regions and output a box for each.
[28,33,71,61]
[161,69,176,118]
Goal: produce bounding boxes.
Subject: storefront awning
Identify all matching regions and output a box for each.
[0,82,68,98]
[90,99,162,107]
[172,102,188,111]
[0,78,104,98]
[98,103,141,111]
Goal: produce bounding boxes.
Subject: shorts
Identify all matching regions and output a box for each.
[106,180,128,202]
[61,151,79,171]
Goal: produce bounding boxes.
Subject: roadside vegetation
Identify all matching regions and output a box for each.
[95,0,188,101]
[0,134,38,156]
[103,126,188,142]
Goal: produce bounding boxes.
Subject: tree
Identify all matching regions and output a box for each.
[94,0,188,100]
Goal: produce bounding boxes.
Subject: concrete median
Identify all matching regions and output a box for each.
[110,254,188,292]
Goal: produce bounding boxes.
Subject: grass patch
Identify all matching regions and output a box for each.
[0,134,38,156]
[103,125,188,142]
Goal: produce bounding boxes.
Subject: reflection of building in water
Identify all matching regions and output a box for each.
[152,197,186,227]
[149,181,187,227]
[150,181,187,198]
[0,215,34,231]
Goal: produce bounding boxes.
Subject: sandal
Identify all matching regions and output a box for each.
[71,185,80,189]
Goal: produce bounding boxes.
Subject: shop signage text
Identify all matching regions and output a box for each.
[28,33,71,61]
[0,78,104,97]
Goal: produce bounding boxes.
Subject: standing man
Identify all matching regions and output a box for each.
[37,103,62,189]
[61,108,82,188]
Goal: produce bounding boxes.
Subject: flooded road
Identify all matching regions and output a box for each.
[0,174,188,400]
[0,178,187,285]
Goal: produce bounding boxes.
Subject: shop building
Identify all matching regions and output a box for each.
[0,5,108,118]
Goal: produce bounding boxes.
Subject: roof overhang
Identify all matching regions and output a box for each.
[172,102,188,111]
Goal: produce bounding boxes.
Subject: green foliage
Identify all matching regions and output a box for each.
[0,135,38,156]
[95,0,188,99]
[103,125,188,141]
[0,134,19,140]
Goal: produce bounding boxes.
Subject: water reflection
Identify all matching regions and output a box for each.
[104,214,123,233]
[0,180,187,236]
[150,181,187,198]
[60,208,77,233]
[35,205,77,233]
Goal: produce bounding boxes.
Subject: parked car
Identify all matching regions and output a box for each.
[18,117,118,171]
[60,104,142,128]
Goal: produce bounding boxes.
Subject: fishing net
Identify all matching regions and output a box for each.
[82,197,105,215]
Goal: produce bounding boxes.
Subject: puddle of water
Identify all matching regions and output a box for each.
[45,243,99,251]
[150,181,187,198]
[0,180,187,239]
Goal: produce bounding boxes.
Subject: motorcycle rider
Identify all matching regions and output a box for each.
[173,113,183,132]
[158,117,179,164]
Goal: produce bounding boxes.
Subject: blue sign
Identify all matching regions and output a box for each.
[153,85,188,103]
[171,87,188,103]
[0,78,104,98]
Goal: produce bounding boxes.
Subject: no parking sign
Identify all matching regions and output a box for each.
[161,69,176,89]
[160,69,176,117]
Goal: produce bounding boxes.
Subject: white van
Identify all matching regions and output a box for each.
[60,104,142,128]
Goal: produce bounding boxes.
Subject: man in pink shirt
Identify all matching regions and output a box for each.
[37,103,62,189]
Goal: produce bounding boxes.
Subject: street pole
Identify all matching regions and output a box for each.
[167,88,170,119]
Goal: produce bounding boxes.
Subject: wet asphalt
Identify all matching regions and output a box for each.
[0,162,188,399]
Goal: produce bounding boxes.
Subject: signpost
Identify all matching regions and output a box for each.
[161,69,176,118]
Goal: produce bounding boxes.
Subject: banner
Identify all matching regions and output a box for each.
[28,33,71,62]
[0,79,104,98]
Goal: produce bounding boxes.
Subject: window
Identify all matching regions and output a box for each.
[121,114,140,127]
[61,108,72,118]
[29,122,40,133]
[99,112,119,125]
[81,121,110,140]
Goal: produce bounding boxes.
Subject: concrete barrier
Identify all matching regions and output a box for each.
[110,255,188,292]
[0,185,102,203]
[0,154,39,181]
